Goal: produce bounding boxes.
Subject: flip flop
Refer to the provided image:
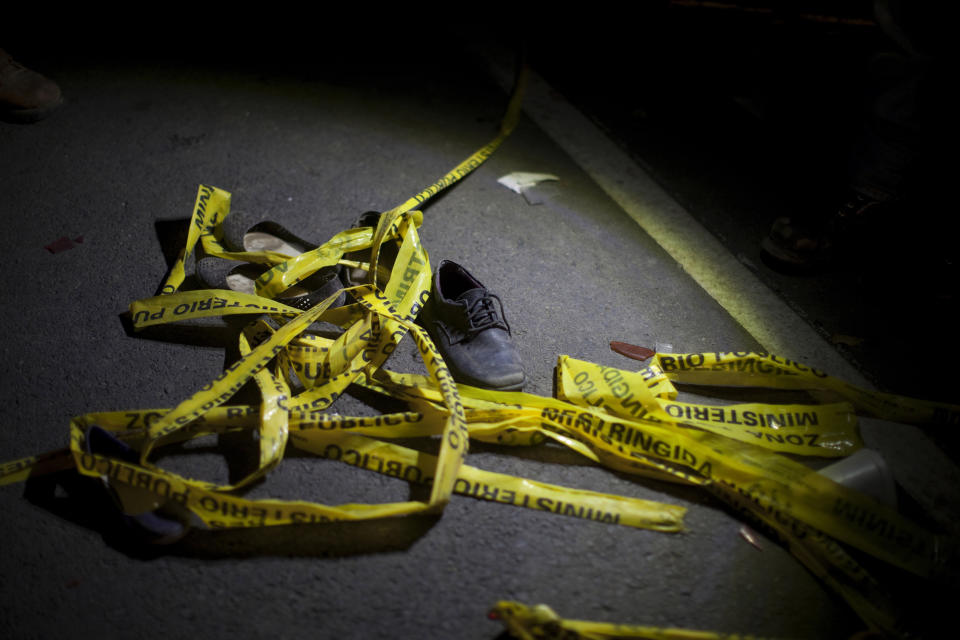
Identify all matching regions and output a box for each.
[195,212,347,309]
[218,210,317,256]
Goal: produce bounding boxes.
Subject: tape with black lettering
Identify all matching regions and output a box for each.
[138,285,347,458]
[1,406,264,487]
[538,389,941,577]
[557,356,861,457]
[157,185,229,295]
[130,289,303,329]
[2,58,947,634]
[0,449,73,486]
[358,368,718,486]
[252,227,375,300]
[289,431,685,532]
[544,394,936,575]
[70,424,426,528]
[289,409,436,436]
[239,322,290,486]
[364,358,941,576]
[708,479,906,637]
[5,65,528,523]
[655,351,960,426]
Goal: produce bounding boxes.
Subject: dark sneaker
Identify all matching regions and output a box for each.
[418,260,525,391]
[0,49,62,123]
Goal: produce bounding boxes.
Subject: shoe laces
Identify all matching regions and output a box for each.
[464,291,510,336]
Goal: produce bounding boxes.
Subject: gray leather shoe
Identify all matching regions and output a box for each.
[418,260,524,391]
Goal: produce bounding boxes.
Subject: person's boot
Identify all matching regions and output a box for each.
[760,188,892,271]
[0,49,63,123]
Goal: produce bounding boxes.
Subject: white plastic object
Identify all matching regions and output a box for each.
[819,448,898,508]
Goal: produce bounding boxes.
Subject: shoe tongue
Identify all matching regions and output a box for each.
[456,288,487,305]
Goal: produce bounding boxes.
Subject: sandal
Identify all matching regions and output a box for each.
[215,210,317,256]
[196,212,347,309]
[197,256,346,311]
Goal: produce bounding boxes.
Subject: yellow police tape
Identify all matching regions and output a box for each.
[0,62,687,534]
[653,351,960,426]
[1,59,958,638]
[350,357,946,578]
[556,356,861,457]
[490,600,784,640]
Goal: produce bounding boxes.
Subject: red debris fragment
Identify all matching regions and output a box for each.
[609,341,656,362]
[44,236,84,254]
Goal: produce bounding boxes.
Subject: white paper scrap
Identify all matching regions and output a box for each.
[496,172,560,194]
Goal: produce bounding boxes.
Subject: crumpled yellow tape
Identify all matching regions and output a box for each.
[157,184,229,295]
[3,63,689,533]
[355,357,943,578]
[707,480,903,637]
[545,378,939,576]
[67,283,466,525]
[1,62,952,634]
[490,600,784,640]
[4,64,528,511]
[556,356,861,457]
[290,431,684,532]
[653,351,960,425]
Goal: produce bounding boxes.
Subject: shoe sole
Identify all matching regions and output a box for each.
[0,95,64,123]
[458,374,526,393]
